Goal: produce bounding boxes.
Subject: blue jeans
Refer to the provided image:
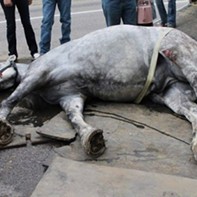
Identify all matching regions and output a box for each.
[156,0,176,26]
[40,0,71,54]
[102,0,137,26]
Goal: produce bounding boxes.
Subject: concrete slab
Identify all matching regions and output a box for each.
[31,156,197,197]
[0,109,76,149]
[36,112,76,142]
[0,125,48,149]
[54,102,197,179]
[0,107,50,149]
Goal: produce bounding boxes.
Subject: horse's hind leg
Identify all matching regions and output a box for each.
[151,82,197,160]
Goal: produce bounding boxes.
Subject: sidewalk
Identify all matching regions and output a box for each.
[176,2,197,40]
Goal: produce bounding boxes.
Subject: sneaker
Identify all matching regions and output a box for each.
[32,53,40,60]
[167,23,176,28]
[155,22,167,27]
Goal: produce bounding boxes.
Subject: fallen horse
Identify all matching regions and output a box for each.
[0,25,197,160]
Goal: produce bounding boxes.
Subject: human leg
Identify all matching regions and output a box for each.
[0,1,18,57]
[39,0,56,54]
[155,0,167,26]
[122,0,137,25]
[167,0,176,27]
[16,0,38,57]
[102,0,121,26]
[57,0,71,44]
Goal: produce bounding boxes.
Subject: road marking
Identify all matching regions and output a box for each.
[0,9,102,24]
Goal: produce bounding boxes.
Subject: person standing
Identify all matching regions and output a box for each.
[0,0,39,61]
[102,0,137,26]
[156,0,176,27]
[39,0,72,55]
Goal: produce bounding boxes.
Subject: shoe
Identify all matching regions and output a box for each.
[160,23,167,27]
[32,53,40,60]
[167,23,176,28]
[155,22,167,27]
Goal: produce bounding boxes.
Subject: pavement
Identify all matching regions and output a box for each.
[31,157,197,197]
[176,1,197,40]
[0,2,197,197]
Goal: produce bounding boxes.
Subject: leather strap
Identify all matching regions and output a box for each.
[134,28,172,104]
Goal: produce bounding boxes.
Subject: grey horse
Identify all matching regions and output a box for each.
[0,25,197,160]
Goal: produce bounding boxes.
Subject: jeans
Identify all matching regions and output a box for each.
[102,0,137,26]
[40,0,71,54]
[156,0,176,26]
[0,0,38,57]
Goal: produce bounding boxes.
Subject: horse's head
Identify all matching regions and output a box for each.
[0,55,18,90]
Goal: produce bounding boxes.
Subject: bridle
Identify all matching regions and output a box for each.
[0,55,19,85]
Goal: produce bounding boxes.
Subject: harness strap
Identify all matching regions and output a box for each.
[134,28,172,104]
[0,55,17,74]
[0,55,18,85]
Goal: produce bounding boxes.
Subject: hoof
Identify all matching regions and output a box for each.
[81,129,106,158]
[0,120,14,146]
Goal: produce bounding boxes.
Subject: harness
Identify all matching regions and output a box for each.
[0,55,18,84]
[134,28,173,104]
